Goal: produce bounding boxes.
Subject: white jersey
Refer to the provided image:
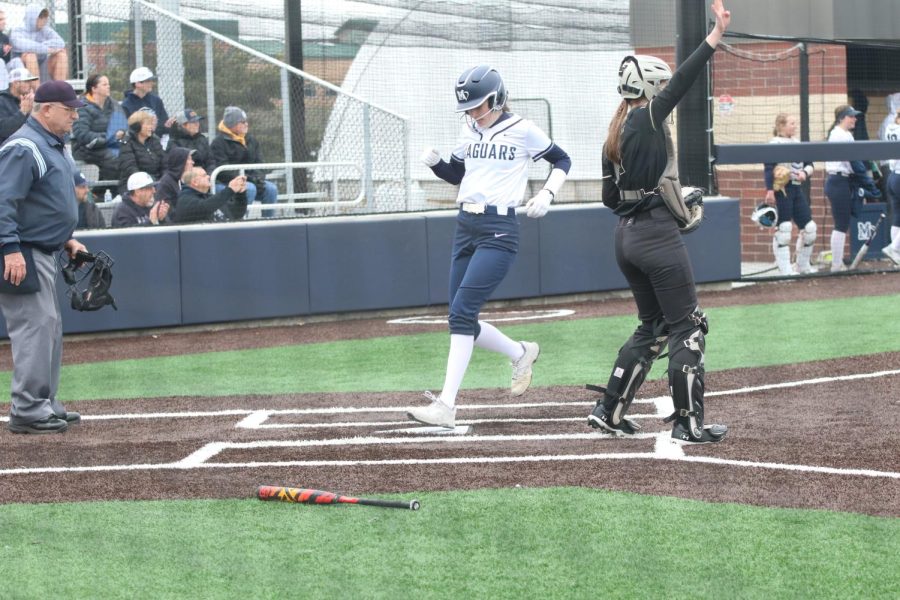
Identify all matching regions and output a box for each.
[451,113,553,209]
[884,121,900,173]
[825,127,854,175]
[768,135,810,183]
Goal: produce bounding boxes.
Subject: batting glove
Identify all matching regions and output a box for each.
[420,147,441,167]
[525,189,553,218]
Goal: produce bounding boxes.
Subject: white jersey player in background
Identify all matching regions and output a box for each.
[881,112,900,265]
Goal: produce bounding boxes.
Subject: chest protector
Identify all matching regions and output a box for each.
[612,118,704,233]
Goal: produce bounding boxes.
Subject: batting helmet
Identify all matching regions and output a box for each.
[617,55,672,101]
[750,203,778,228]
[455,65,507,112]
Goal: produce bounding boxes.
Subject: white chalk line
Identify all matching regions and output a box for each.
[387,309,575,325]
[1,368,898,479]
[2,432,897,479]
[4,367,893,425]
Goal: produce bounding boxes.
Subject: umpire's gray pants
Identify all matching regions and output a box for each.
[0,250,65,424]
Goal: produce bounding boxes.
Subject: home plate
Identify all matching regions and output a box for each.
[374,425,472,435]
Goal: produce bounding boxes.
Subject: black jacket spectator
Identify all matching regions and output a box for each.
[172,127,214,173]
[156,147,193,211]
[121,89,171,137]
[210,126,267,187]
[0,90,27,143]
[174,185,247,224]
[117,129,165,194]
[72,95,125,167]
[111,193,152,228]
[0,30,11,64]
[77,200,106,229]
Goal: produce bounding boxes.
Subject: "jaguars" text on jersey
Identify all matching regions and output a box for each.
[465,142,517,161]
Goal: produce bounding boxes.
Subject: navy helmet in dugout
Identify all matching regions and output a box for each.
[751,203,778,228]
[455,65,507,112]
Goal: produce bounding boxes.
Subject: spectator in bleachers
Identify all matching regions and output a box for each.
[0,67,38,144]
[117,109,165,195]
[111,172,169,228]
[74,172,105,230]
[211,106,277,214]
[121,67,176,139]
[71,73,127,188]
[155,147,194,214]
[173,167,247,224]
[171,109,215,173]
[9,5,68,81]
[0,10,11,61]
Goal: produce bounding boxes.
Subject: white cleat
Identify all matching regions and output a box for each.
[510,341,540,397]
[407,391,456,429]
[882,245,900,266]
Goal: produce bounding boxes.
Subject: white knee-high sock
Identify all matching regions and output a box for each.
[831,230,846,267]
[891,225,900,249]
[474,321,524,360]
[439,334,474,409]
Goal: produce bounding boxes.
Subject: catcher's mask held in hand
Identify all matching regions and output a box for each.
[61,251,117,311]
[772,165,791,193]
[751,203,778,228]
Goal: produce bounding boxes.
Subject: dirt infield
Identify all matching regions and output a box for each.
[0,273,898,516]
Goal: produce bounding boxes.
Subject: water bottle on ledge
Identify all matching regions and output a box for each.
[103,189,112,203]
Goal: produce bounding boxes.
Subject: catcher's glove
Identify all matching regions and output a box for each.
[678,187,704,234]
[62,251,117,312]
[772,165,791,193]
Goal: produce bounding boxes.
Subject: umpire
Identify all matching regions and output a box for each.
[0,80,89,434]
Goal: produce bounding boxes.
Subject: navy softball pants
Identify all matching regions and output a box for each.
[447,209,519,336]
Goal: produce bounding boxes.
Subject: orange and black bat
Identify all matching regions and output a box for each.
[257,485,420,511]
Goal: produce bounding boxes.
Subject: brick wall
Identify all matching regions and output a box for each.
[637,42,854,263]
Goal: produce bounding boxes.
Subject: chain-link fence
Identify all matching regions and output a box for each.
[3,0,632,221]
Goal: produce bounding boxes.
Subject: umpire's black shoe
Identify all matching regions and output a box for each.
[61,411,81,425]
[671,422,728,444]
[7,416,69,434]
[588,403,641,435]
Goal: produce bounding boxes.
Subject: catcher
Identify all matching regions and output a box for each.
[763,114,817,275]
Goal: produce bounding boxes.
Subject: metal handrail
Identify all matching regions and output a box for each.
[210,161,366,211]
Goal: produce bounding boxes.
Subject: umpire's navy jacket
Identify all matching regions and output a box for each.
[0,116,78,255]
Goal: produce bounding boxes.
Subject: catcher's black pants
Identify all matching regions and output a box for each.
[615,205,697,330]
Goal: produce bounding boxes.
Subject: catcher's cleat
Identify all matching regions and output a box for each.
[587,402,641,435]
[670,421,728,444]
[407,391,456,429]
[510,341,540,397]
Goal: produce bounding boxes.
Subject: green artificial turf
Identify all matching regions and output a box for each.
[0,488,897,599]
[1,293,898,599]
[2,293,895,401]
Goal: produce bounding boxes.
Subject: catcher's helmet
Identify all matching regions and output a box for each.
[750,203,778,228]
[61,250,117,312]
[617,55,672,101]
[455,65,507,112]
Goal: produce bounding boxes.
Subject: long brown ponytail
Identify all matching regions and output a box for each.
[605,100,629,164]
